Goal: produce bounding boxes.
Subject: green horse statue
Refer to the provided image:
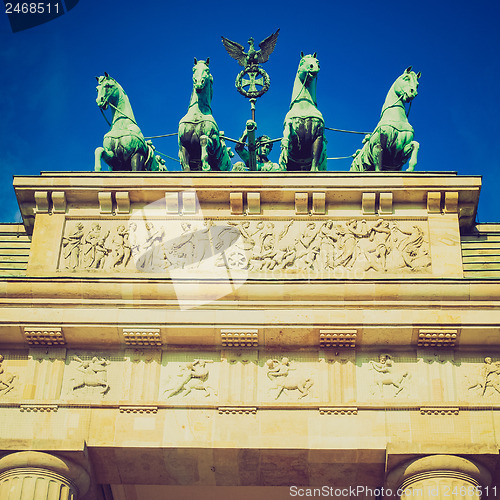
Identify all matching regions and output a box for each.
[178,58,232,172]
[350,67,421,172]
[279,52,326,171]
[94,73,164,172]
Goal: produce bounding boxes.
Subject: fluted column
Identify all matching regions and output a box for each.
[386,455,492,499]
[0,451,90,499]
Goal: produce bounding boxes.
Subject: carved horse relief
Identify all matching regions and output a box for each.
[369,354,410,397]
[94,73,164,172]
[178,59,232,172]
[70,356,110,395]
[0,354,16,397]
[163,359,217,398]
[266,357,314,399]
[280,53,326,171]
[351,67,421,172]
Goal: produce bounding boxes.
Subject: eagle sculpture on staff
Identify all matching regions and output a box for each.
[221,29,280,69]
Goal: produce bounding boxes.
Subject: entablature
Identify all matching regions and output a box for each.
[1,278,500,348]
[15,171,479,231]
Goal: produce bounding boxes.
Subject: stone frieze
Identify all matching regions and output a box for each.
[2,350,498,406]
[58,218,431,274]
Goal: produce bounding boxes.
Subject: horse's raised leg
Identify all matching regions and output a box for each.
[200,135,211,171]
[202,384,214,397]
[0,379,14,396]
[406,141,419,172]
[377,380,384,396]
[297,381,311,399]
[394,381,404,396]
[72,382,84,392]
[275,385,285,399]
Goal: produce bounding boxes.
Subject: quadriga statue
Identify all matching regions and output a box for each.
[279,52,327,171]
[351,67,421,172]
[178,58,232,172]
[94,73,164,172]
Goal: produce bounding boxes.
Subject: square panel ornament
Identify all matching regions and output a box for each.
[357,352,415,401]
[259,352,318,403]
[159,352,220,403]
[61,351,125,401]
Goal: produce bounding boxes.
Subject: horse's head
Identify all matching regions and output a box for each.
[95,72,120,110]
[192,58,213,93]
[298,52,320,82]
[394,66,421,103]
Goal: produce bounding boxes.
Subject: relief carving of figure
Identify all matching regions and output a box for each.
[62,223,84,269]
[317,221,339,270]
[358,219,393,271]
[164,359,217,398]
[128,222,140,258]
[218,221,264,267]
[335,219,368,269]
[248,221,294,271]
[82,223,110,269]
[396,225,431,270]
[265,357,313,399]
[0,354,16,397]
[136,222,169,271]
[237,221,264,252]
[60,218,431,275]
[212,223,243,268]
[70,356,110,395]
[233,128,283,172]
[295,222,322,270]
[468,357,500,396]
[249,223,277,271]
[111,225,131,269]
[192,220,214,267]
[272,243,297,270]
[369,353,410,397]
[168,223,195,268]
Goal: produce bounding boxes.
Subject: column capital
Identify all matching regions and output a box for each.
[0,451,90,497]
[386,454,492,490]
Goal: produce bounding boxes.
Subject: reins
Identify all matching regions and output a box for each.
[289,70,317,109]
[380,91,414,120]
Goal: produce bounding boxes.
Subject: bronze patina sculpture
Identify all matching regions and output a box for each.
[94,73,164,172]
[233,120,283,172]
[222,29,279,69]
[222,29,279,100]
[350,67,421,172]
[178,59,232,172]
[280,53,326,171]
[222,30,279,169]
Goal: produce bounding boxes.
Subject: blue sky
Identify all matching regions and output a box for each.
[1,0,499,223]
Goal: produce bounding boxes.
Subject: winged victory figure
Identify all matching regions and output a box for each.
[221,29,280,68]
